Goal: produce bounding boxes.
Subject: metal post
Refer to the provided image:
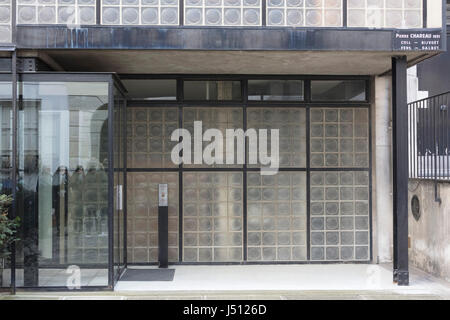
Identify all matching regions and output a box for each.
[392,56,409,286]
[158,184,169,268]
[11,50,17,295]
[107,80,114,288]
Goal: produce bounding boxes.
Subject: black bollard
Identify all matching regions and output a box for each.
[158,184,168,268]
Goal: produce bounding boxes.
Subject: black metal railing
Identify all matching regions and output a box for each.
[409,91,450,181]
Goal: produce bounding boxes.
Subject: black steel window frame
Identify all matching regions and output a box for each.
[0,72,127,292]
[111,80,128,286]
[121,74,373,266]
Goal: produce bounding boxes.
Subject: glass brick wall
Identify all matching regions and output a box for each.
[16,0,96,25]
[101,0,179,25]
[347,0,423,28]
[0,0,11,43]
[247,108,306,168]
[447,0,450,25]
[247,172,307,261]
[126,105,179,263]
[10,0,427,28]
[184,0,261,26]
[310,171,370,260]
[309,107,370,261]
[310,108,369,168]
[183,107,243,168]
[183,172,243,262]
[267,0,342,27]
[127,172,179,263]
[126,107,178,168]
[124,78,371,265]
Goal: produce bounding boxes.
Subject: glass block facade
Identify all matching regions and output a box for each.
[309,106,370,261]
[247,172,307,261]
[0,0,11,43]
[347,0,423,28]
[183,172,243,262]
[16,0,97,25]
[101,0,179,25]
[183,107,243,168]
[267,0,342,27]
[184,0,261,26]
[310,171,370,261]
[127,172,179,263]
[247,108,306,168]
[10,0,429,28]
[310,108,369,168]
[126,107,178,168]
[121,80,371,265]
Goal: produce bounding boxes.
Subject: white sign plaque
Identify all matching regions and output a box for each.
[159,184,168,207]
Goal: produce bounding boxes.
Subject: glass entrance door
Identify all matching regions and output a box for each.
[2,73,127,289]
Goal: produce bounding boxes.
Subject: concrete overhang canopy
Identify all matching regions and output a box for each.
[41,49,434,76]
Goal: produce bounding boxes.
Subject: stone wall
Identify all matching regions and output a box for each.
[408,180,450,282]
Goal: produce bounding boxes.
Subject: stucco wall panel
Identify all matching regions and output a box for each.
[408,180,450,282]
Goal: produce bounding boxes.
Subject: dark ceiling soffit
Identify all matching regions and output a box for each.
[14,26,403,51]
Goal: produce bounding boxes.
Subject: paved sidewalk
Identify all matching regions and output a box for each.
[1,264,449,300]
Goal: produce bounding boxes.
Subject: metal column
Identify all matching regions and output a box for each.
[392,56,409,286]
[10,50,17,294]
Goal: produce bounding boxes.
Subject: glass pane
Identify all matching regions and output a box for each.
[310,171,370,261]
[114,88,125,282]
[122,79,177,100]
[247,108,306,168]
[247,171,307,261]
[184,81,242,101]
[310,108,369,168]
[183,172,243,262]
[127,172,179,263]
[248,80,304,101]
[0,81,12,288]
[127,107,179,168]
[311,80,366,101]
[15,81,109,287]
[183,107,243,168]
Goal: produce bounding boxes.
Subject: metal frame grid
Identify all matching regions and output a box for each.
[121,74,372,266]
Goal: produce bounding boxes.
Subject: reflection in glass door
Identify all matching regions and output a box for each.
[12,75,125,288]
